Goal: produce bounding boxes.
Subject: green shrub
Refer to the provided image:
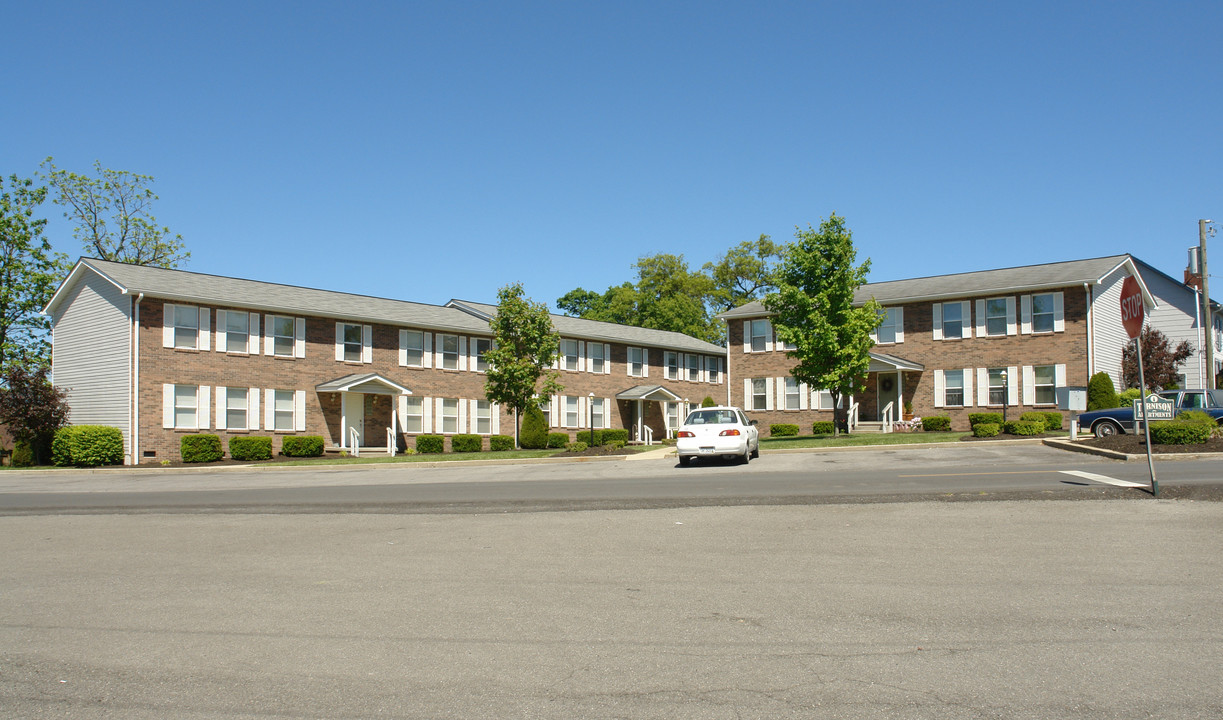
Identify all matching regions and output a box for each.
[490,435,514,451]
[280,435,324,457]
[52,428,75,466]
[547,432,569,449]
[608,440,626,449]
[416,435,444,454]
[968,413,1003,427]
[1003,420,1044,436]
[1088,372,1119,410]
[812,421,835,435]
[1176,410,1217,429]
[770,423,800,437]
[451,434,483,453]
[1018,413,1048,433]
[602,428,629,444]
[56,426,124,467]
[229,436,273,461]
[973,423,1001,438]
[181,434,223,463]
[922,416,951,432]
[701,397,717,408]
[11,440,34,467]
[1041,412,1063,431]
[1149,420,1211,445]
[565,441,588,453]
[519,404,549,449]
[1118,388,1142,404]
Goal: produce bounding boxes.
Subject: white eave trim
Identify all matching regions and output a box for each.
[43,260,129,317]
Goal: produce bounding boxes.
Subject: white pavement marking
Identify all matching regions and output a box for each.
[1060,470,1146,488]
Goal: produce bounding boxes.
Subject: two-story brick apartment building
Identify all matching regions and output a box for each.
[44,259,726,464]
[719,255,1175,432]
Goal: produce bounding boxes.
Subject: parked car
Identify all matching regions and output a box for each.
[1077,389,1223,437]
[676,406,760,466]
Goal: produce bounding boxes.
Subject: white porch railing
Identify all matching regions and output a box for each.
[881,401,894,433]
[349,427,360,457]
[847,402,859,433]
[387,427,396,457]
[634,425,654,445]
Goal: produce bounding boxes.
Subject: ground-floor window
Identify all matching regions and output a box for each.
[591,398,605,428]
[944,370,965,407]
[784,377,801,410]
[1033,365,1056,405]
[403,397,423,432]
[273,390,296,431]
[226,389,248,429]
[441,398,459,433]
[988,368,1007,406]
[751,378,768,411]
[175,385,199,428]
[475,400,492,434]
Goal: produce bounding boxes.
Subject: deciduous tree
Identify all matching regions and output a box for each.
[1,174,69,372]
[1122,325,1194,391]
[704,234,785,312]
[0,363,70,464]
[41,158,188,268]
[483,283,563,446]
[764,214,881,436]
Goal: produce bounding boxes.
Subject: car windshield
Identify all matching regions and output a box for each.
[684,410,737,425]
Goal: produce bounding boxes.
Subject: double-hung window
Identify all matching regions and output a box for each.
[403,397,423,433]
[1033,365,1056,405]
[750,320,770,352]
[562,339,581,371]
[988,369,1008,405]
[942,302,964,340]
[588,343,606,373]
[784,377,801,410]
[590,398,605,428]
[271,316,296,357]
[440,398,459,433]
[1031,294,1056,333]
[341,323,363,362]
[224,311,249,353]
[272,390,296,431]
[686,353,701,381]
[665,352,679,380]
[666,402,679,432]
[751,378,768,411]
[474,400,492,434]
[439,334,460,370]
[175,385,199,428]
[943,370,965,407]
[474,338,491,372]
[628,347,646,377]
[226,389,248,429]
[174,305,200,349]
[876,308,902,344]
[985,299,1009,336]
[706,356,721,383]
[565,396,580,428]
[403,330,425,367]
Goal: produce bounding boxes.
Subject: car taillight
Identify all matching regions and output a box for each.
[677,431,695,438]
[718,429,741,436]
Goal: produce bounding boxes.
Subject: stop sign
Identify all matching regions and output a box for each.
[1120,275,1144,339]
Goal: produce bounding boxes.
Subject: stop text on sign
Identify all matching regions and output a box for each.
[1120,293,1143,323]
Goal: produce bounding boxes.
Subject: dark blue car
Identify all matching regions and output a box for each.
[1077,389,1223,437]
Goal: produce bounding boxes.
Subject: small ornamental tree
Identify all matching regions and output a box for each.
[764,214,881,436]
[0,364,70,464]
[1122,325,1193,392]
[483,283,562,446]
[1087,372,1119,411]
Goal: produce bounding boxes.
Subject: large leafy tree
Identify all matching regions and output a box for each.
[41,158,189,268]
[704,234,785,312]
[1,174,69,372]
[483,283,563,446]
[1122,325,1194,391]
[764,214,881,436]
[0,363,70,464]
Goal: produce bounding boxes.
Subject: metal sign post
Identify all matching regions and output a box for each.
[1120,275,1158,497]
[1134,336,1158,497]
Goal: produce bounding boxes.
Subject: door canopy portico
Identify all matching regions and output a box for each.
[316,373,412,450]
[616,385,684,445]
[867,352,925,373]
[315,373,412,396]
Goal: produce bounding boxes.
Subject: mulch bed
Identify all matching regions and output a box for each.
[1072,434,1223,455]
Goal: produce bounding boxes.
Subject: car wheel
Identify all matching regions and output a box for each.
[750,442,759,459]
[741,447,750,465]
[679,455,691,467]
[1093,420,1121,438]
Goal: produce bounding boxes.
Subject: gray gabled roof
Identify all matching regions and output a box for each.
[615,385,682,402]
[46,258,491,334]
[446,299,725,355]
[719,254,1145,319]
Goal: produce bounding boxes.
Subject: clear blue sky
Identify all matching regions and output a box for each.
[4,1,1220,310]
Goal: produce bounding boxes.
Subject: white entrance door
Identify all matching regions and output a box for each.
[877,372,900,421]
[343,393,364,448]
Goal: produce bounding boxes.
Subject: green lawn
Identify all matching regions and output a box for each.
[759,431,970,449]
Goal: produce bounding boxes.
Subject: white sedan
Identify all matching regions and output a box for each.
[675,406,760,466]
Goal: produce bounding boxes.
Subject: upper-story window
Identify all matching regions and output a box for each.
[341,323,363,362]
[665,351,679,380]
[940,302,965,340]
[588,342,606,373]
[686,353,701,381]
[271,316,295,357]
[474,338,491,372]
[174,305,200,349]
[223,311,250,353]
[875,307,903,344]
[1021,292,1063,334]
[985,299,1008,336]
[1031,294,1056,333]
[439,334,461,370]
[628,347,647,377]
[401,330,426,367]
[561,339,581,371]
[750,320,771,352]
[706,356,721,383]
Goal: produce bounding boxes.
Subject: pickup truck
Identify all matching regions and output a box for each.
[1077,389,1223,437]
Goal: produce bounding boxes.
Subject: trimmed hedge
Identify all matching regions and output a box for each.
[490,435,514,451]
[229,436,273,461]
[608,440,626,449]
[565,441,588,453]
[52,425,124,467]
[519,404,549,449]
[1018,413,1048,433]
[968,413,1003,427]
[973,423,1001,438]
[1003,420,1044,436]
[922,416,951,432]
[1040,412,1063,430]
[547,432,569,449]
[181,434,223,463]
[812,421,835,435]
[770,424,800,437]
[416,434,445,454]
[281,436,324,457]
[1150,419,1211,445]
[452,434,483,453]
[602,428,629,444]
[701,397,717,408]
[1088,371,1119,410]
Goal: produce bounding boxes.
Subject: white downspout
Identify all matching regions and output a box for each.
[724,318,732,406]
[1084,284,1093,377]
[132,293,143,465]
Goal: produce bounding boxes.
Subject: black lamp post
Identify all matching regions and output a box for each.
[1000,369,1008,423]
[588,392,595,445]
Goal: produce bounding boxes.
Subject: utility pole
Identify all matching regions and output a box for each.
[1201,220,1215,390]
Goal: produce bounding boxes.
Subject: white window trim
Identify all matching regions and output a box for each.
[872,307,904,345]
[1020,292,1065,334]
[977,298,1017,338]
[163,383,211,430]
[744,319,774,353]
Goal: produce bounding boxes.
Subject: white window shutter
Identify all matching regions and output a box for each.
[295,390,306,431]
[215,310,227,351]
[458,336,467,371]
[163,384,175,428]
[492,403,501,434]
[248,313,260,354]
[334,323,344,361]
[1053,292,1065,332]
[932,303,943,340]
[265,389,274,430]
[215,386,227,430]
[362,325,373,363]
[977,368,989,406]
[399,329,408,366]
[962,301,974,338]
[197,386,210,430]
[249,388,260,430]
[604,344,611,374]
[799,382,809,410]
[469,400,478,432]
[1020,295,1032,334]
[423,333,433,368]
[1055,364,1067,388]
[163,303,175,347]
[895,308,904,343]
[550,395,559,427]
[434,398,444,433]
[764,321,774,352]
[934,371,945,408]
[744,378,752,407]
[743,321,751,353]
[458,399,467,433]
[963,368,974,407]
[198,309,210,351]
[642,348,649,377]
[975,300,987,338]
[577,396,586,428]
[603,399,611,428]
[1007,366,1019,405]
[422,398,433,433]
[264,315,274,355]
[870,321,878,344]
[1006,298,1017,336]
[1022,366,1036,405]
[765,377,775,411]
[775,377,785,409]
[295,318,306,358]
[578,341,585,372]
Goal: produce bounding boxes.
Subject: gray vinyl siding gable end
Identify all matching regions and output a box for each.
[1092,271,1130,389]
[1140,269,1207,388]
[50,273,132,454]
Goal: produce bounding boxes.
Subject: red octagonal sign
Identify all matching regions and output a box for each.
[1120,275,1144,340]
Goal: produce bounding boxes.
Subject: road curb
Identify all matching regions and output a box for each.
[1042,438,1223,462]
